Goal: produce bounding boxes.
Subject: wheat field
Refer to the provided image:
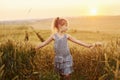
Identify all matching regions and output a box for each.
[0,16,120,80]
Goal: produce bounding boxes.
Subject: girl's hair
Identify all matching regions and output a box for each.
[51,17,68,33]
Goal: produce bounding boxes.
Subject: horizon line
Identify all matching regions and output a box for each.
[0,15,120,22]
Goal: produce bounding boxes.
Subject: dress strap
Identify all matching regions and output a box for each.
[64,34,67,38]
[54,33,58,39]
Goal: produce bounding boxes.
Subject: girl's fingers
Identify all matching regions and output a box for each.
[95,42,103,47]
[90,42,102,49]
[90,46,94,49]
[90,43,95,49]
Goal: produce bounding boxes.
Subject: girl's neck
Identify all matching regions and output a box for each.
[57,31,65,35]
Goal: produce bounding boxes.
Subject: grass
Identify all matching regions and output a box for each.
[0,37,120,80]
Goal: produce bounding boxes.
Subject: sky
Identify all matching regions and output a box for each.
[0,0,120,21]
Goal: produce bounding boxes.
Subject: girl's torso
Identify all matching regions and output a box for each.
[53,33,72,62]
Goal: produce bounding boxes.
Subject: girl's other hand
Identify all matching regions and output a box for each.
[32,48,37,53]
[94,42,103,47]
[90,42,102,49]
[35,46,39,51]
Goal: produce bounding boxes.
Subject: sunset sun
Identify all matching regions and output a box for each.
[90,8,97,16]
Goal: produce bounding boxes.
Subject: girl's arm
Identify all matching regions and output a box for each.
[67,34,92,48]
[35,34,54,50]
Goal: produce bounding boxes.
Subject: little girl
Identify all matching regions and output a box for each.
[35,17,96,80]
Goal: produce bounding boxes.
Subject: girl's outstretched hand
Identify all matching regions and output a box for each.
[90,42,103,49]
[35,46,39,51]
[32,47,37,53]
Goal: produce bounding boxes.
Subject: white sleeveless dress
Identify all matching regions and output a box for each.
[53,33,74,75]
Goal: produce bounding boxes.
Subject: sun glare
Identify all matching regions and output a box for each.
[90,8,97,16]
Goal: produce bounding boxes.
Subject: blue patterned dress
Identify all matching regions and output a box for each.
[53,33,74,75]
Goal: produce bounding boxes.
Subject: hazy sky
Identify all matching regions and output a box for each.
[0,0,120,21]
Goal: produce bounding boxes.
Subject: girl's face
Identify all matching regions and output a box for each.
[60,24,68,32]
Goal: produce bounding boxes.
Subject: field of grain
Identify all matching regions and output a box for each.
[0,16,120,80]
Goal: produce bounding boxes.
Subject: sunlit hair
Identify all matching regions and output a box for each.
[51,17,68,33]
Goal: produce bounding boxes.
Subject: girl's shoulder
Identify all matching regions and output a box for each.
[65,33,71,39]
[51,33,57,40]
